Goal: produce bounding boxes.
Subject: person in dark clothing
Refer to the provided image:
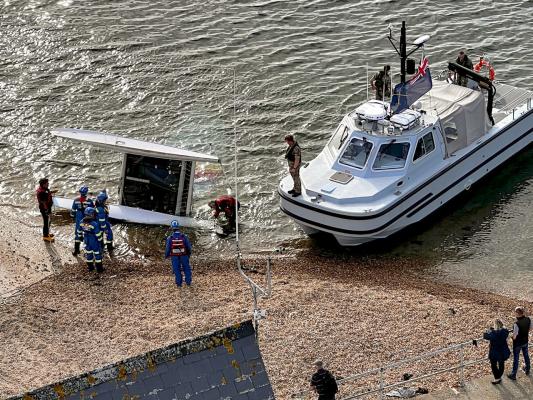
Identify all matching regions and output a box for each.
[483,319,511,384]
[208,195,241,231]
[310,360,338,400]
[284,134,302,197]
[36,178,56,242]
[508,306,531,380]
[455,51,473,87]
[371,65,391,101]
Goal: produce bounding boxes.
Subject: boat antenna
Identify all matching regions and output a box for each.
[366,63,369,101]
[387,21,430,84]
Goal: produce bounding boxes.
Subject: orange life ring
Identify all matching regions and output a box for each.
[474,59,495,81]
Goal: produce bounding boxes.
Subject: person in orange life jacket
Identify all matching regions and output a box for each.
[36,177,57,242]
[71,186,94,256]
[80,207,104,273]
[208,195,240,231]
[165,220,192,287]
[95,191,114,252]
[508,306,531,380]
[284,134,302,197]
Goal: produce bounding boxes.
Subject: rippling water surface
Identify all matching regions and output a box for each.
[0,0,532,297]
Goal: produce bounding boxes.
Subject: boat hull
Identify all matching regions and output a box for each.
[279,108,533,246]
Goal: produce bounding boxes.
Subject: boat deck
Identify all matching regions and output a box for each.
[494,82,533,112]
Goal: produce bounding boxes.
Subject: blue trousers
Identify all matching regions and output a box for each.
[511,344,530,376]
[171,256,191,286]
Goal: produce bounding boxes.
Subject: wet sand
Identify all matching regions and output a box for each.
[0,206,529,399]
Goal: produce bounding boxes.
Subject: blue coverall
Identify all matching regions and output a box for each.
[165,230,192,287]
[95,201,113,247]
[71,196,94,245]
[80,217,103,271]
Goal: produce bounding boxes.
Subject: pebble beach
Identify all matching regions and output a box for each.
[0,206,529,399]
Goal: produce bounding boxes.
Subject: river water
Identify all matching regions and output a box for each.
[0,0,532,298]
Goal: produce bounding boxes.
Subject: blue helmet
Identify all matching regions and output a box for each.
[97,191,108,203]
[79,186,89,196]
[170,220,179,229]
[84,207,96,216]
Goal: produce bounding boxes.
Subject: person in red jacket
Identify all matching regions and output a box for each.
[36,178,57,242]
[208,195,240,231]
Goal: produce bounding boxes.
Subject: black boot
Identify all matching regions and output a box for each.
[87,262,95,272]
[96,262,104,273]
[106,242,114,253]
[72,242,81,256]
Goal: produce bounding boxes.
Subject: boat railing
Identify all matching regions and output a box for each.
[291,335,529,400]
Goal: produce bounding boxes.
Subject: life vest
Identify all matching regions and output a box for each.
[474,59,495,81]
[285,142,301,162]
[170,234,188,256]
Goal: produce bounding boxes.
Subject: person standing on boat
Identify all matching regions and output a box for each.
[208,195,240,232]
[80,207,104,273]
[284,134,302,197]
[455,51,473,87]
[508,306,531,380]
[483,319,511,384]
[371,65,391,101]
[165,220,192,288]
[36,177,57,242]
[71,186,94,256]
[94,191,114,252]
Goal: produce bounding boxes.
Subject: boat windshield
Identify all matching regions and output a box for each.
[373,141,410,170]
[339,137,373,169]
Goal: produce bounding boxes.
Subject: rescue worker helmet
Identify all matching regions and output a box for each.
[84,207,96,216]
[208,200,216,209]
[170,220,180,229]
[79,186,89,196]
[97,191,108,203]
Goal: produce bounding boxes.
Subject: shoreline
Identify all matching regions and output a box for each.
[0,206,530,399]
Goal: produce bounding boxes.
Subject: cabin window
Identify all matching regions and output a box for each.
[338,137,373,169]
[373,141,410,170]
[443,121,459,143]
[328,124,350,154]
[413,132,435,161]
[121,155,185,215]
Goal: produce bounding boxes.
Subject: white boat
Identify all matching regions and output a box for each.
[279,22,533,246]
[52,128,218,228]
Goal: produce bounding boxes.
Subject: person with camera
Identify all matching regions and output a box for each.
[483,319,511,384]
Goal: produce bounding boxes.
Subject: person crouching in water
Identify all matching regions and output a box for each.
[95,191,114,252]
[165,220,192,287]
[483,319,511,384]
[71,185,94,256]
[208,195,240,232]
[80,207,104,273]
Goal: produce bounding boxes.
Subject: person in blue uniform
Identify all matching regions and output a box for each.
[165,220,192,287]
[95,191,114,252]
[80,207,104,273]
[71,186,94,256]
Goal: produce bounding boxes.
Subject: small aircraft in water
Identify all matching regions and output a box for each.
[52,128,219,228]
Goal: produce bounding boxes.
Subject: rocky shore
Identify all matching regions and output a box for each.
[0,206,528,399]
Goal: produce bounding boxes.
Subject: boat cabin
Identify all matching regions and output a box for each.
[325,80,492,179]
[51,128,218,226]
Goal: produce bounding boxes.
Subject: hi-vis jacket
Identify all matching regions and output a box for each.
[165,231,192,257]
